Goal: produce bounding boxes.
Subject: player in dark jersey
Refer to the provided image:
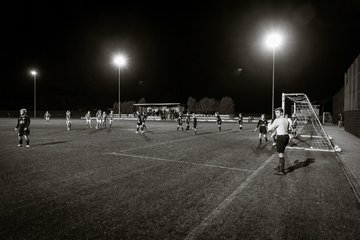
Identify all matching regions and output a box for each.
[238,113,243,130]
[255,114,268,144]
[15,108,31,147]
[185,112,191,131]
[215,112,222,131]
[177,113,184,131]
[141,112,147,131]
[135,111,143,133]
[66,110,71,130]
[192,113,197,135]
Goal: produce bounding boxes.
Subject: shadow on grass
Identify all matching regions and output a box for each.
[197,129,232,136]
[286,158,315,173]
[37,140,69,146]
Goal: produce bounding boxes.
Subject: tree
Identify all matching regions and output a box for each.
[187,97,197,113]
[219,96,235,114]
[138,98,146,103]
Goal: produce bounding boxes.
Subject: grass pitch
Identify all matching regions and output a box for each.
[1,118,360,240]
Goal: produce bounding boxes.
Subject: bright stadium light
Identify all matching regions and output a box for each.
[265,33,282,49]
[265,32,283,119]
[113,54,127,118]
[30,70,38,118]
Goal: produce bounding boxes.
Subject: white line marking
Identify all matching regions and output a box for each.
[119,130,234,153]
[107,152,255,173]
[184,154,276,240]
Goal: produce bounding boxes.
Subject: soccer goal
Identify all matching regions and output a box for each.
[282,93,335,152]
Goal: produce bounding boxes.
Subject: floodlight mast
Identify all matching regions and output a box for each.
[265,33,282,119]
[30,70,38,118]
[113,55,127,118]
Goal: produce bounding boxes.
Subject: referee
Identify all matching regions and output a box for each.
[268,107,290,175]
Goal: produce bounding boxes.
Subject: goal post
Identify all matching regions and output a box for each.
[282,93,335,152]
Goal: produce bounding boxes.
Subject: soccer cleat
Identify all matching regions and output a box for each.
[135,131,138,133]
[273,171,286,176]
[26,145,30,148]
[141,131,144,133]
[17,144,22,147]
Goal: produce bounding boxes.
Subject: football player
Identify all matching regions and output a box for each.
[177,113,184,131]
[215,112,222,132]
[85,111,92,128]
[15,108,31,147]
[254,114,268,145]
[238,113,243,130]
[66,110,71,130]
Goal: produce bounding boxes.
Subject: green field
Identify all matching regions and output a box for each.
[1,118,360,240]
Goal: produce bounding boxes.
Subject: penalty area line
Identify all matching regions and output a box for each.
[184,154,276,240]
[107,152,254,173]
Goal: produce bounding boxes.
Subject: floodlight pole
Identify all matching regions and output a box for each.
[272,47,275,119]
[118,65,121,118]
[33,74,37,118]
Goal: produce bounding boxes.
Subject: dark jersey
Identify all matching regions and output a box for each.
[238,116,243,124]
[16,115,30,130]
[256,119,268,128]
[186,115,190,124]
[193,117,197,127]
[217,115,222,125]
[137,114,142,125]
[177,116,183,125]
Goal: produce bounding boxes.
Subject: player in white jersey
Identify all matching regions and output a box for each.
[108,110,114,128]
[44,111,51,122]
[66,110,71,130]
[85,111,92,128]
[268,107,290,175]
[102,111,107,128]
[95,110,102,129]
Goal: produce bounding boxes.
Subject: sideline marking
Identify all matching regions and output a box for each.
[107,152,255,173]
[184,154,276,240]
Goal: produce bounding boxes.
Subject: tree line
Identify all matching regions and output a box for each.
[112,96,235,114]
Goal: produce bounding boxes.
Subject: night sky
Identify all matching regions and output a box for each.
[1,0,359,114]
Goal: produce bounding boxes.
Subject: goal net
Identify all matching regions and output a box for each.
[282,93,335,152]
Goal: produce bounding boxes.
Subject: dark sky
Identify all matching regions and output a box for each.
[1,0,359,114]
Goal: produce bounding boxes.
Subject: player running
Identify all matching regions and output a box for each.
[255,114,268,145]
[15,108,31,148]
[192,113,197,135]
[141,112,147,131]
[238,113,243,130]
[85,111,92,128]
[44,111,51,122]
[66,110,71,130]
[215,112,222,131]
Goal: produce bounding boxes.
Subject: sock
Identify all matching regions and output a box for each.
[279,157,285,173]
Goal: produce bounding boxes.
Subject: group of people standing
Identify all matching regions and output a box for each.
[15,107,293,176]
